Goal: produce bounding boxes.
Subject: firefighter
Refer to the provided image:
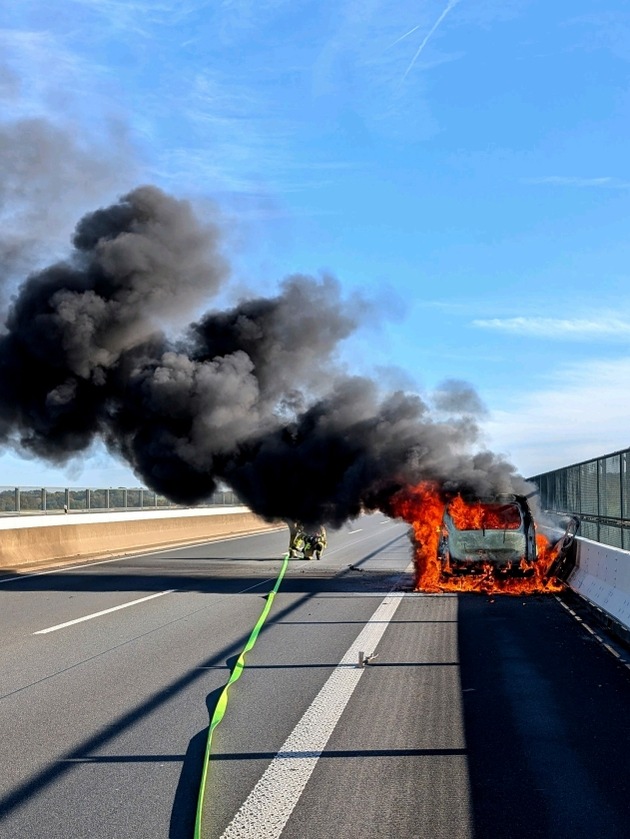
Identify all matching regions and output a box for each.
[308,524,327,560]
[288,521,305,557]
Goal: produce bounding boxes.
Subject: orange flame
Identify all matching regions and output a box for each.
[390,482,563,595]
[448,495,521,530]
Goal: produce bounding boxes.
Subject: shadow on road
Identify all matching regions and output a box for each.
[457,592,630,839]
[169,681,227,839]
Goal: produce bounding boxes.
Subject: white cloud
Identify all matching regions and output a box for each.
[473,316,630,340]
[0,28,91,112]
[67,0,208,29]
[482,357,630,477]
[525,176,630,188]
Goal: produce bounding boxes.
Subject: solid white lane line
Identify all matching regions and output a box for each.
[347,528,362,534]
[219,591,406,839]
[33,590,176,635]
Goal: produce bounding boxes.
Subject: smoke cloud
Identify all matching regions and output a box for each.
[0,186,529,525]
[0,116,138,287]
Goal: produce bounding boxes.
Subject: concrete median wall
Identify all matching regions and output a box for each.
[0,507,284,571]
[568,537,630,635]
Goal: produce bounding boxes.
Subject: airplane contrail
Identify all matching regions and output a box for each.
[402,0,460,80]
[389,24,422,48]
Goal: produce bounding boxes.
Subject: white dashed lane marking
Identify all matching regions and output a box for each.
[33,590,176,634]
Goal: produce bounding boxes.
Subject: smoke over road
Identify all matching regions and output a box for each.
[0,186,528,525]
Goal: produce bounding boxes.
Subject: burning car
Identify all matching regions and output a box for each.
[437,494,537,576]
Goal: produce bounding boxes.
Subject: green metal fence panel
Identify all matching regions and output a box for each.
[599,523,623,549]
[0,485,242,516]
[529,447,630,551]
[623,452,630,520]
[600,455,621,518]
[567,465,580,511]
[579,461,599,516]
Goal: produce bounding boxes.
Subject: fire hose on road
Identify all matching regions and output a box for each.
[194,553,290,838]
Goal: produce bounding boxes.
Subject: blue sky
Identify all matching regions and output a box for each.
[1,0,630,488]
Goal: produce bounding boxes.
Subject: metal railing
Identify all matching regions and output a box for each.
[0,486,240,516]
[529,447,630,550]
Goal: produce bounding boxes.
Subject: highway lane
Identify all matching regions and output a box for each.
[1,517,630,838]
[0,516,410,837]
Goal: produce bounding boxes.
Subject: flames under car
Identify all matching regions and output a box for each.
[437,494,537,576]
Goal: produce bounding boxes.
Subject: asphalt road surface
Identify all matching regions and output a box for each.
[0,515,629,838]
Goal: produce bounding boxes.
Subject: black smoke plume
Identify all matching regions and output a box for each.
[0,186,528,526]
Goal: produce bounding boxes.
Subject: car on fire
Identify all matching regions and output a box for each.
[437,494,537,576]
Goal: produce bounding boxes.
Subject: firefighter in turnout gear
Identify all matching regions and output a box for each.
[307,524,327,560]
[288,521,306,557]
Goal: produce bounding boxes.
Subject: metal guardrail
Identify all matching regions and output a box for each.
[0,486,240,516]
[529,447,630,550]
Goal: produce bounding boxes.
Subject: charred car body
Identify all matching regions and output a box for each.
[438,494,537,576]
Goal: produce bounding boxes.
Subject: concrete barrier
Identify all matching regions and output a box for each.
[0,506,284,571]
[567,537,630,635]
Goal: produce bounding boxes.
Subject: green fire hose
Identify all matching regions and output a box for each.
[193,553,290,838]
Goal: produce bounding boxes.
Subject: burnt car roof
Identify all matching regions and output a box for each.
[447,493,532,505]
